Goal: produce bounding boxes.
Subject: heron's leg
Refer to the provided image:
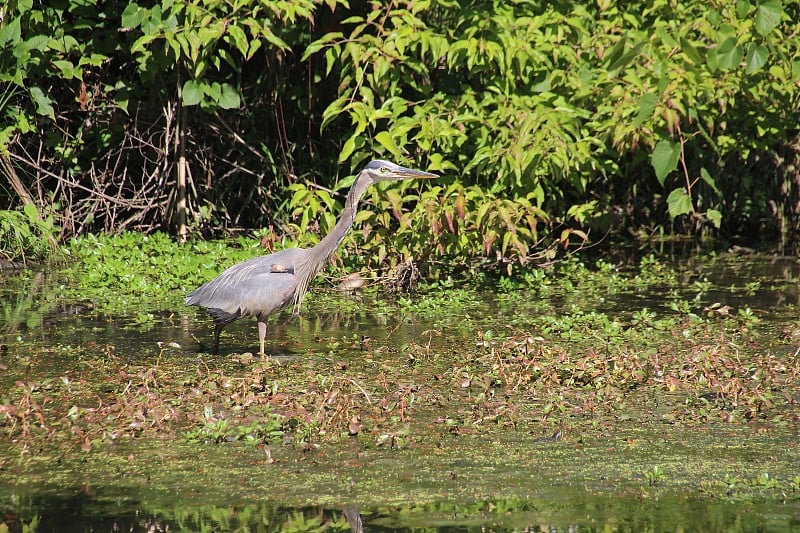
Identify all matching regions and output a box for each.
[257,319,267,356]
[213,324,223,354]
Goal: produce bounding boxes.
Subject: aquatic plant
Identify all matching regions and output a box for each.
[0,206,60,264]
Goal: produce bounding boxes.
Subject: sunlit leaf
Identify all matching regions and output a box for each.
[375,131,401,159]
[700,167,720,194]
[745,44,769,73]
[755,0,783,36]
[633,92,658,127]
[706,208,722,228]
[715,37,743,70]
[339,135,357,163]
[217,83,240,109]
[121,3,145,28]
[666,188,692,218]
[29,87,55,120]
[679,37,703,65]
[182,80,203,106]
[651,140,681,186]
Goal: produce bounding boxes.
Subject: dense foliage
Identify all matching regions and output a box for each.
[1,0,799,266]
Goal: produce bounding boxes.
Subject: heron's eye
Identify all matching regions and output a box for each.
[380,167,388,173]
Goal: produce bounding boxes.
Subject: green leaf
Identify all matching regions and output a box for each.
[339,135,357,163]
[755,0,783,36]
[302,32,343,61]
[321,97,347,132]
[113,85,131,114]
[715,37,743,70]
[23,34,49,52]
[0,16,21,47]
[375,131,401,158]
[609,43,645,72]
[633,92,658,127]
[227,24,249,56]
[531,72,550,93]
[706,209,722,228]
[182,80,203,106]
[603,37,628,69]
[700,167,720,194]
[666,188,693,218]
[121,3,145,28]
[23,202,39,221]
[53,60,79,79]
[745,44,770,73]
[651,140,681,186]
[679,37,703,65]
[29,87,55,120]
[735,0,752,19]
[217,83,240,109]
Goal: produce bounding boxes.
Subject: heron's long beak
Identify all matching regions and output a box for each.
[395,166,439,180]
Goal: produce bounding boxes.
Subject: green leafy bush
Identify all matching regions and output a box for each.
[1,0,799,269]
[310,0,800,253]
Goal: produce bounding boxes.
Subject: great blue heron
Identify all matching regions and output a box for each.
[186,159,438,355]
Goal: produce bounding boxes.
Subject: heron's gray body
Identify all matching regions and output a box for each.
[185,247,304,325]
[186,159,437,355]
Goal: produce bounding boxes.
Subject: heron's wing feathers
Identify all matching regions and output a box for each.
[185,250,303,322]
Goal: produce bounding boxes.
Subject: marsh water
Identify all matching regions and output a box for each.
[1,253,800,531]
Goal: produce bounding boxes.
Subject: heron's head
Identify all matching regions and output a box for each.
[361,159,438,183]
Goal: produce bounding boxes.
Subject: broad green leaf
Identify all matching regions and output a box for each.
[531,73,550,93]
[321,97,347,132]
[651,140,681,186]
[29,87,55,120]
[666,188,693,218]
[53,60,79,79]
[608,42,644,72]
[113,85,131,114]
[78,53,108,67]
[745,44,769,73]
[735,0,752,19]
[603,37,628,69]
[302,32,343,61]
[217,83,240,109]
[715,37,743,69]
[23,202,39,221]
[755,0,783,36]
[247,39,262,61]
[339,135,357,163]
[375,131,401,158]
[706,209,722,228]
[121,3,145,28]
[0,16,21,47]
[205,82,221,103]
[633,92,658,127]
[130,34,158,54]
[227,24,249,56]
[23,34,49,51]
[182,80,203,106]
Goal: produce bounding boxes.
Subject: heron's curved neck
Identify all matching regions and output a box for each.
[292,171,373,311]
[313,171,372,262]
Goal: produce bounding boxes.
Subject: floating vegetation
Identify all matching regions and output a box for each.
[1,241,799,529]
